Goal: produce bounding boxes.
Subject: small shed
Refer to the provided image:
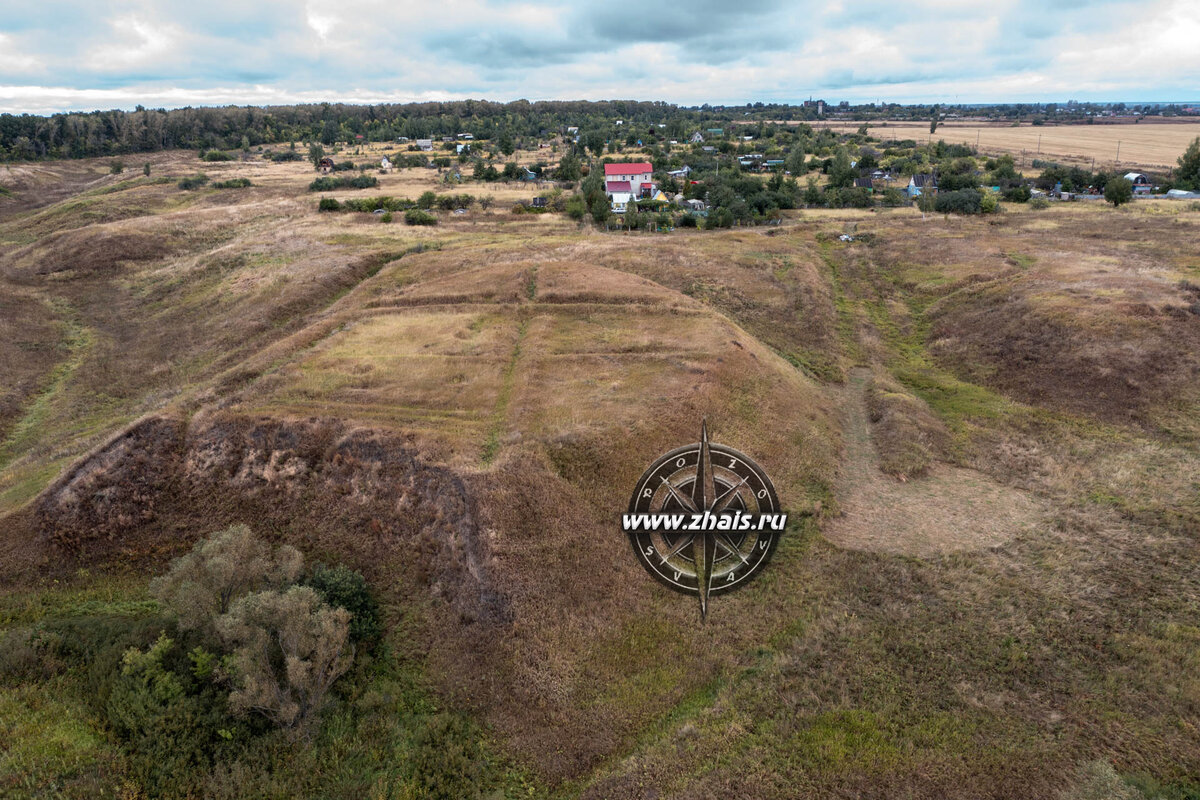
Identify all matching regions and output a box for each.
[531,196,548,208]
[318,157,335,173]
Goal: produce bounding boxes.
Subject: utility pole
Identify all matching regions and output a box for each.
[1037,133,1042,155]
[1116,140,1121,164]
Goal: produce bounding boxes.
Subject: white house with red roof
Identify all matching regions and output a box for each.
[604,162,654,211]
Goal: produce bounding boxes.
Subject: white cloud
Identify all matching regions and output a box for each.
[0,0,1196,113]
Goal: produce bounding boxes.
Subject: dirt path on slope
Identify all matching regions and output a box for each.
[824,368,1043,557]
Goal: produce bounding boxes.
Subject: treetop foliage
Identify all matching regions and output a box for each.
[150,523,302,635]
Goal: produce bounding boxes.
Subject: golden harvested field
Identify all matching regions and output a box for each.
[821,119,1200,171]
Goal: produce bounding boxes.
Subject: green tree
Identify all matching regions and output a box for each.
[1105,176,1133,206]
[308,143,325,169]
[1177,136,1200,190]
[556,150,582,181]
[828,147,855,189]
[498,132,515,156]
[143,162,151,176]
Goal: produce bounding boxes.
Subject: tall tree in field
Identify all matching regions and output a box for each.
[1177,136,1200,190]
[1105,176,1133,207]
[308,143,325,170]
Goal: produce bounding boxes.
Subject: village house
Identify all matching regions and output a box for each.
[380,156,391,171]
[907,173,937,198]
[1124,172,1153,193]
[318,156,335,173]
[854,177,874,191]
[415,139,433,151]
[604,161,655,212]
[690,132,704,143]
[459,133,474,140]
[667,165,692,178]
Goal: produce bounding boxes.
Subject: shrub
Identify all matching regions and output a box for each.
[177,174,209,190]
[305,564,382,646]
[270,150,304,162]
[678,213,699,227]
[1002,185,1031,203]
[143,162,151,176]
[565,194,586,220]
[417,190,437,209]
[1029,196,1050,210]
[150,524,302,636]
[110,160,125,174]
[215,586,351,732]
[212,178,252,189]
[409,714,486,800]
[405,208,437,226]
[934,188,983,215]
[380,211,393,223]
[308,175,378,191]
[202,151,234,162]
[881,187,906,207]
[105,633,238,796]
[318,197,340,211]
[1105,177,1134,207]
[980,192,1000,214]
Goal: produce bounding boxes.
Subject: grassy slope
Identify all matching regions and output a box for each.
[1,153,1199,798]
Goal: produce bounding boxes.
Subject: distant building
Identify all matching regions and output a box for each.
[380,156,392,171]
[907,173,937,197]
[531,196,548,208]
[668,166,692,178]
[854,177,874,191]
[415,139,433,151]
[604,161,655,211]
[706,128,724,136]
[606,181,635,212]
[318,157,335,173]
[690,132,705,143]
[604,162,654,194]
[1124,172,1149,184]
[460,133,475,140]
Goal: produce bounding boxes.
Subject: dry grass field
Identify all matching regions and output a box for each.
[816,119,1200,172]
[1,148,1199,798]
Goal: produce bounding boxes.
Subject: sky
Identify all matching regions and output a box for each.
[1,0,1198,115]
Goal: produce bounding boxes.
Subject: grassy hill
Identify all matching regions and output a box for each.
[1,150,1199,798]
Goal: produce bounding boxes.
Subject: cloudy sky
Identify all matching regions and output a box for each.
[1,0,1198,114]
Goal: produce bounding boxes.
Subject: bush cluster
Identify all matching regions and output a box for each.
[308,175,379,191]
[269,150,304,162]
[212,178,252,189]
[178,174,210,190]
[405,208,438,226]
[934,188,984,215]
[201,151,234,162]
